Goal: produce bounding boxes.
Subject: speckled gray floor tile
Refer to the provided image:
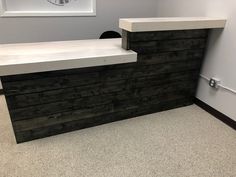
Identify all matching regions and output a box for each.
[0,95,235,177]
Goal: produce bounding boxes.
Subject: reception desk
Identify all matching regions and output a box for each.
[0,17,226,143]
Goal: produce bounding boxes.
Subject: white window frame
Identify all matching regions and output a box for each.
[0,0,96,17]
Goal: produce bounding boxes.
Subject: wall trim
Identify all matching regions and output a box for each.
[194,98,236,130]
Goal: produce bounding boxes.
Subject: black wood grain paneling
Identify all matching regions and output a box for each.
[2,29,208,143]
[0,89,3,95]
[128,30,208,42]
[9,81,196,121]
[130,39,206,54]
[15,97,192,143]
[6,70,199,110]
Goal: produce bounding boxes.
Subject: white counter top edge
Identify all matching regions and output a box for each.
[0,38,137,76]
[119,17,227,32]
[0,54,137,76]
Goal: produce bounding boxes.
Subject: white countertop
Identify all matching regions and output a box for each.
[0,38,137,76]
[119,17,227,32]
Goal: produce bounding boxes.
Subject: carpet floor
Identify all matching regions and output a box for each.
[0,95,235,177]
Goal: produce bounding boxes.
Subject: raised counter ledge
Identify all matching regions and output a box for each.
[119,17,227,32]
[0,38,137,76]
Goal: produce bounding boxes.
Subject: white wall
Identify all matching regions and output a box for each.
[156,0,207,17]
[157,0,236,120]
[0,0,157,44]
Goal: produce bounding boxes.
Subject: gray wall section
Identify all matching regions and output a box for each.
[0,0,157,44]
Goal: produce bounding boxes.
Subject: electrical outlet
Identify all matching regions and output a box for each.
[209,78,221,89]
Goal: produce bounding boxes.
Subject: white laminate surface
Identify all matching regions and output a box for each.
[0,38,137,76]
[119,17,227,32]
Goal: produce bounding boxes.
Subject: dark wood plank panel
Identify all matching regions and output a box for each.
[3,72,100,96]
[128,29,208,42]
[13,92,193,133]
[10,80,196,121]
[133,59,202,78]
[1,29,208,143]
[14,96,192,143]
[130,39,206,54]
[3,66,135,96]
[0,89,3,95]
[138,49,204,65]
[6,80,126,110]
[6,70,199,110]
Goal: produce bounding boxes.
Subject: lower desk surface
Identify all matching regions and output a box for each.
[0,38,137,76]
